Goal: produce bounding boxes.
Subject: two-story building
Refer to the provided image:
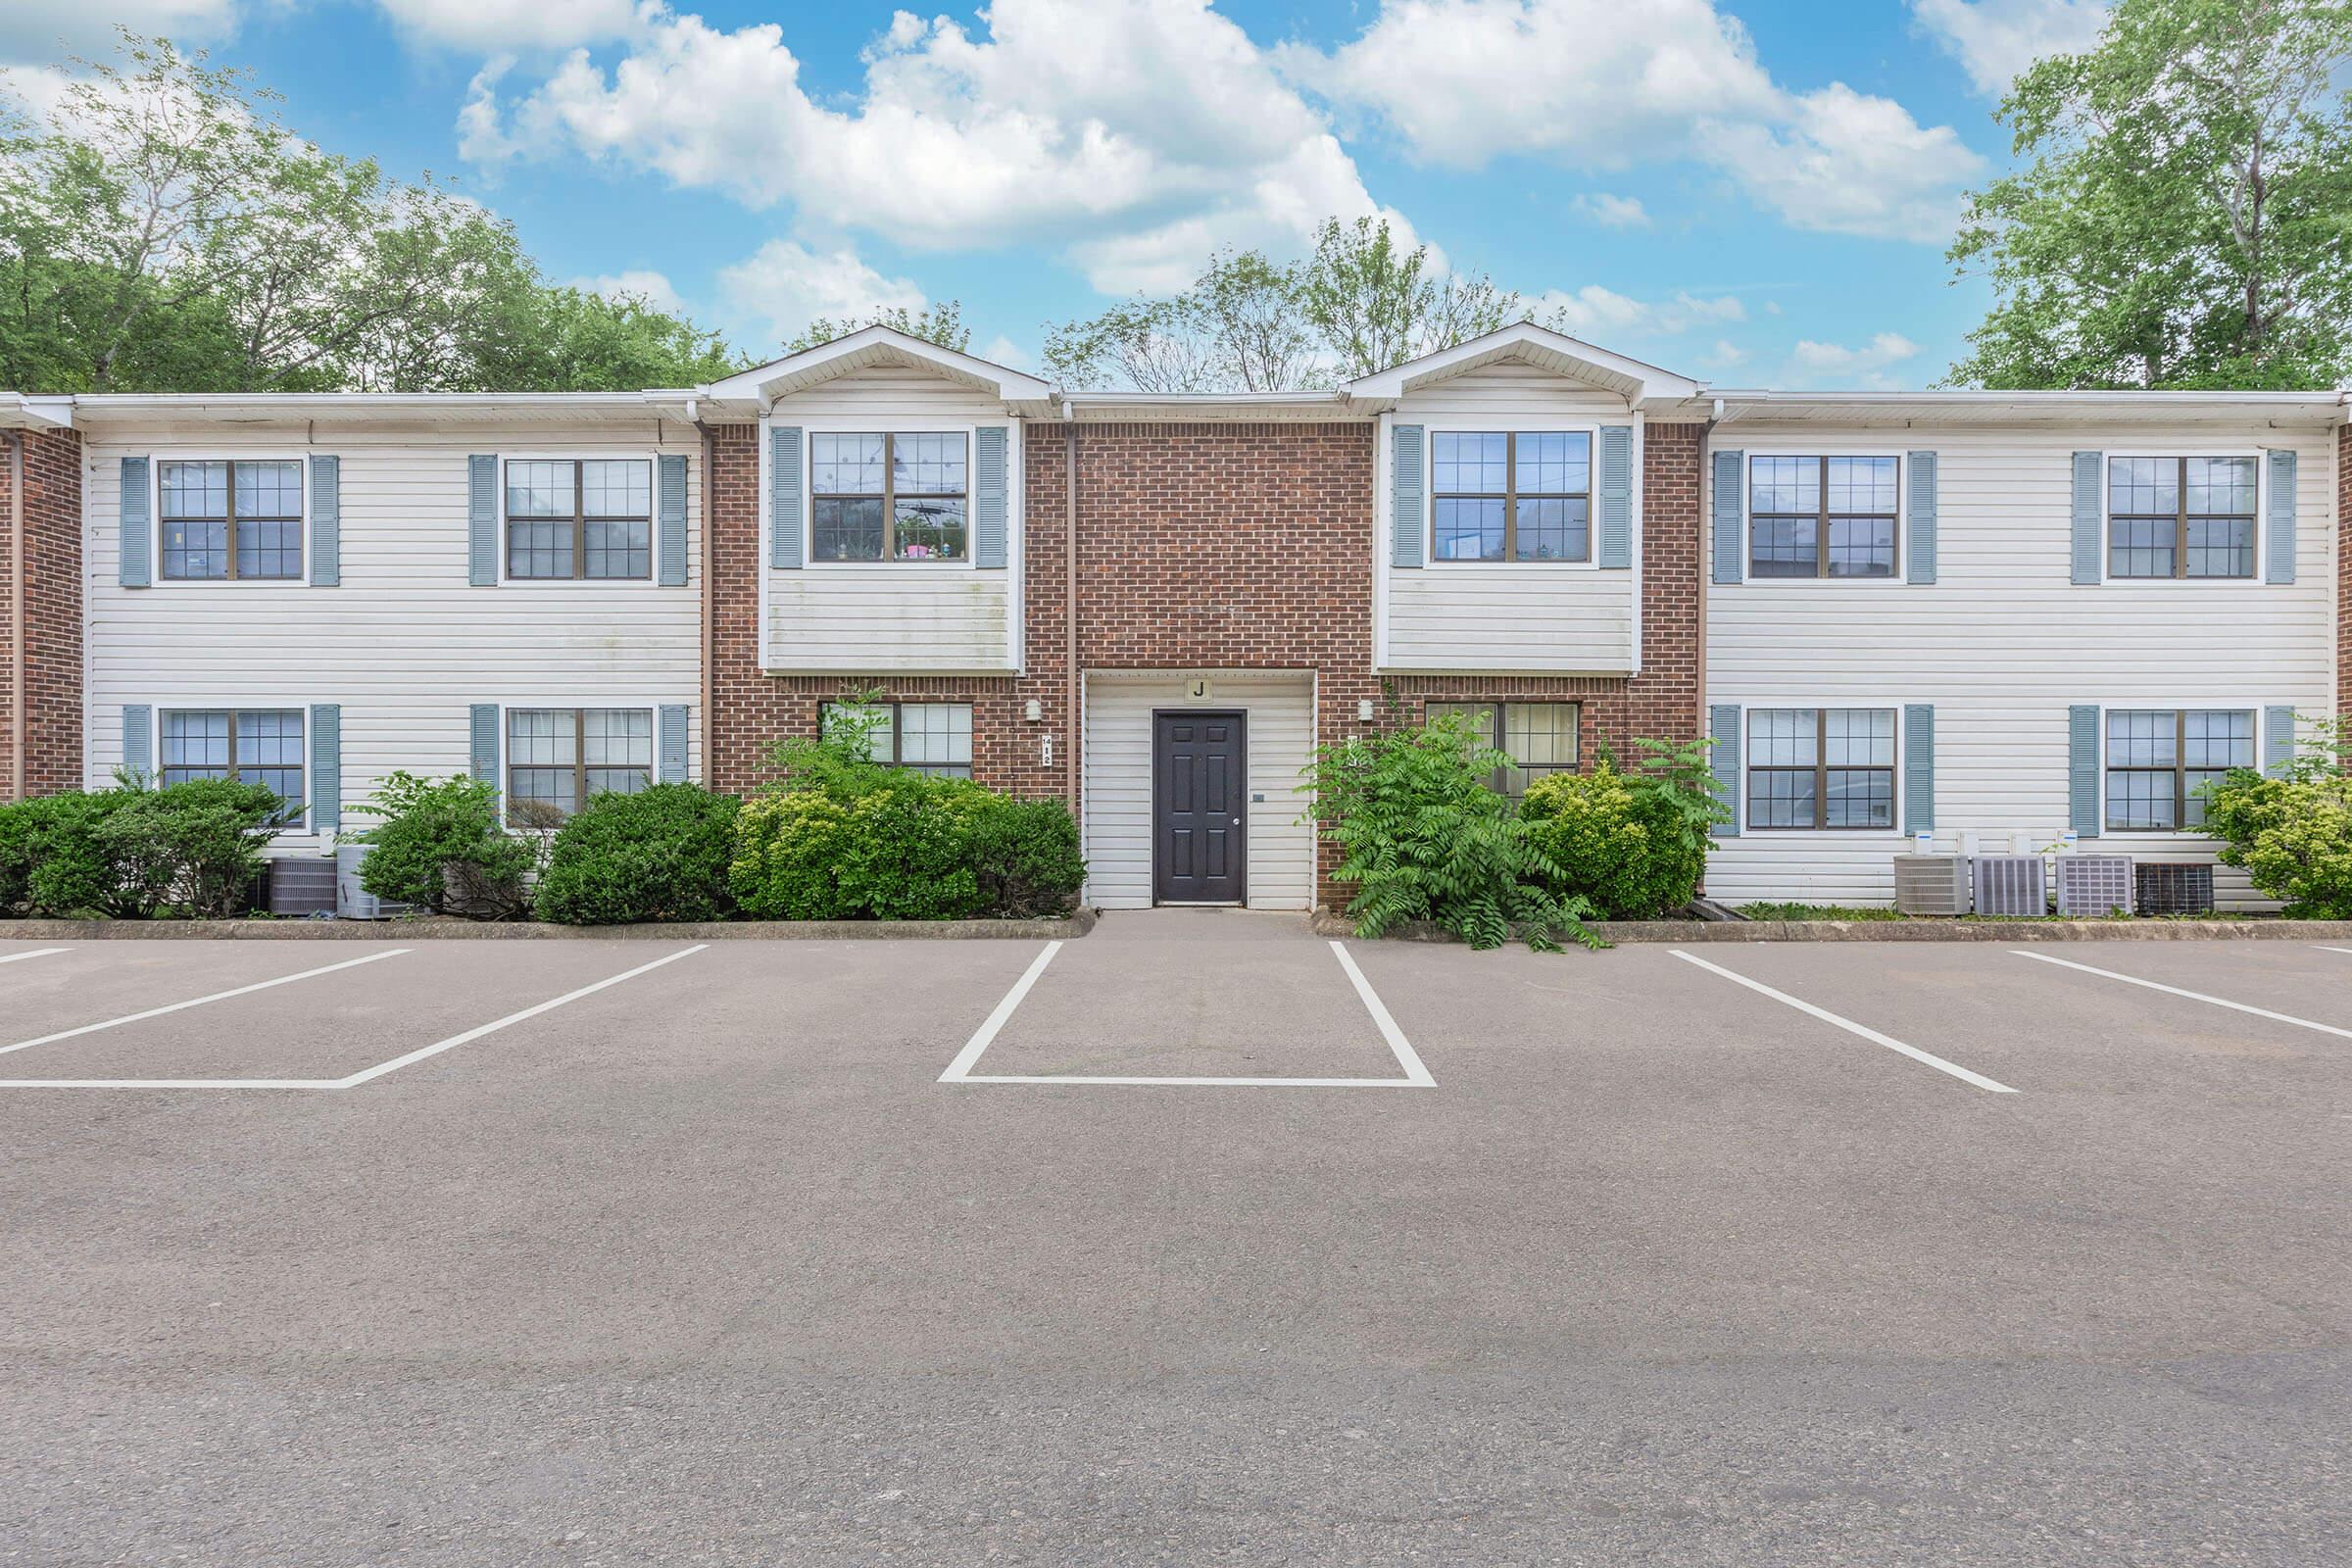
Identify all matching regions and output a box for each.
[2,323,2342,912]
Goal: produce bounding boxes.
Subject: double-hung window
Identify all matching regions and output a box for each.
[1746,708,1895,829]
[506,708,653,822]
[505,460,653,580]
[820,701,974,778]
[159,461,302,580]
[2107,458,2256,579]
[810,433,968,562]
[160,709,306,825]
[1748,456,1898,578]
[1425,701,1580,796]
[1431,431,1591,563]
[2103,709,2253,829]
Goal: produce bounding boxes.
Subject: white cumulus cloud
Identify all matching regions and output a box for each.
[1911,0,2109,96]
[570,268,686,314]
[1570,192,1650,229]
[373,0,643,53]
[1785,331,1922,387]
[1537,285,1744,340]
[716,239,929,349]
[0,0,241,60]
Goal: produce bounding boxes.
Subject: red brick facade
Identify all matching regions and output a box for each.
[0,429,83,802]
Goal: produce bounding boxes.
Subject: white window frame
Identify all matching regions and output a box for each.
[2096,450,2267,587]
[144,453,309,589]
[1421,417,1605,572]
[798,418,985,573]
[495,450,665,588]
[1734,699,1906,835]
[147,700,313,835]
[1736,447,1910,588]
[494,701,665,826]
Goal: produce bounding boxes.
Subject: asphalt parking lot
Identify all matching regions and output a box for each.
[2,911,2346,1566]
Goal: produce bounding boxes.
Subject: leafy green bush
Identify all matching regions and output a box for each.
[1308,710,1596,952]
[968,795,1088,917]
[533,783,741,924]
[1519,739,1721,919]
[351,771,538,917]
[0,779,280,917]
[0,791,125,915]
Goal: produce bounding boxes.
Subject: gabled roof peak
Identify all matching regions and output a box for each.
[700,324,1054,409]
[1345,321,1704,406]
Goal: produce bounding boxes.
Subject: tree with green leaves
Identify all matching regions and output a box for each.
[1947,0,2352,390]
[784,301,969,357]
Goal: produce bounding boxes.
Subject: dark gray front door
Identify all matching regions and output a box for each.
[1154,710,1247,905]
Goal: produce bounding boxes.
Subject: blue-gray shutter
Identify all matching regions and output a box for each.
[2265,448,2296,584]
[1903,703,1935,833]
[2069,704,2101,838]
[657,453,689,586]
[122,704,152,782]
[2071,452,2103,585]
[1392,424,1424,568]
[1905,450,1936,585]
[467,455,498,586]
[309,703,340,833]
[119,457,151,588]
[1709,704,1740,837]
[469,704,500,786]
[308,455,339,586]
[770,425,804,569]
[659,704,690,784]
[1710,449,1743,585]
[2265,706,2297,776]
[1597,424,1633,568]
[973,425,1008,568]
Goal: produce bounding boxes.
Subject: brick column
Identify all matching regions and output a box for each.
[2,428,83,801]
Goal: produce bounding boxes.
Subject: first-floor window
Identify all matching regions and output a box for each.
[1424,701,1580,796]
[506,708,654,822]
[2104,709,2254,830]
[820,701,974,778]
[1746,707,1895,829]
[160,708,306,825]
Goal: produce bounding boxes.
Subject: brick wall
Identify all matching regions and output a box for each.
[0,429,83,801]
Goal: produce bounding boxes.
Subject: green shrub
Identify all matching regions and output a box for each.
[1520,740,1719,919]
[730,789,856,919]
[0,779,280,918]
[968,795,1087,917]
[1307,710,1596,952]
[2203,768,2352,917]
[0,791,125,915]
[533,783,741,924]
[351,771,538,917]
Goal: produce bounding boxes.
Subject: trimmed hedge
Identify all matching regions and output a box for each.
[533,783,741,924]
[0,777,282,918]
[353,771,539,917]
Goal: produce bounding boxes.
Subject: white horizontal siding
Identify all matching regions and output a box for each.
[1705,419,2336,910]
[83,427,701,853]
[1083,672,1315,911]
[1379,363,1639,673]
[762,368,1019,673]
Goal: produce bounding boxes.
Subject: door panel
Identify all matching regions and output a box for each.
[1154,711,1247,904]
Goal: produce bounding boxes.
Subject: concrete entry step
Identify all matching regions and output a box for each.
[1087,906,1322,944]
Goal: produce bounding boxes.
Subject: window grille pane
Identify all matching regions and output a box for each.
[822,703,894,760]
[2108,457,2174,516]
[510,768,576,816]
[1750,515,1818,576]
[812,497,885,562]
[1425,702,1496,743]
[164,517,228,579]
[891,433,966,496]
[1826,515,1894,576]
[1825,769,1892,827]
[237,710,306,822]
[509,709,578,767]
[2185,457,2255,515]
[1748,709,1818,767]
[2183,517,2252,578]
[584,709,654,767]
[509,518,573,578]
[1433,497,1504,561]
[810,433,885,495]
[2108,517,2174,578]
[1824,708,1893,767]
[2106,770,2176,830]
[585,767,650,799]
[1749,456,1818,515]
[162,710,229,783]
[1433,432,1507,494]
[1515,431,1588,494]
[2182,771,2230,827]
[894,498,967,561]
[898,704,973,768]
[233,461,302,518]
[580,460,650,519]
[2106,710,2176,768]
[2183,710,2254,770]
[1512,497,1588,561]
[160,461,227,521]
[1826,457,1896,514]
[236,517,303,579]
[584,518,651,578]
[505,461,571,519]
[1498,702,1578,796]
[1748,769,1816,829]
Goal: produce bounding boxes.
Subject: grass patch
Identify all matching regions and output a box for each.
[1736,901,1907,922]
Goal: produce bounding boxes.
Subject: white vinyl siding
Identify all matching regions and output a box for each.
[84,426,701,855]
[1082,671,1315,911]
[1379,363,1638,673]
[762,368,1018,672]
[1705,419,2333,909]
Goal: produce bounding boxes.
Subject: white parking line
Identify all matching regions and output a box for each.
[2314,946,2352,956]
[942,939,1434,1088]
[2015,950,2352,1041]
[1670,950,2019,1094]
[0,947,70,965]
[0,949,411,1058]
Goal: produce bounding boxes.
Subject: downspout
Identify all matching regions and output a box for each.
[695,417,717,788]
[1064,417,1079,807]
[7,431,24,802]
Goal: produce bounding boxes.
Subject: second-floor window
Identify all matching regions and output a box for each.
[2107,458,2256,579]
[2105,709,2253,829]
[1748,456,1898,579]
[160,708,306,826]
[507,708,653,822]
[1747,707,1895,829]
[1432,431,1591,563]
[506,460,653,580]
[811,433,968,563]
[160,460,302,580]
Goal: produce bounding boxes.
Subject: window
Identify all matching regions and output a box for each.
[2107,458,2256,579]
[160,708,305,825]
[1431,431,1591,563]
[2104,709,2253,830]
[505,459,653,580]
[810,433,968,563]
[820,701,974,778]
[506,708,654,821]
[1746,708,1895,829]
[159,460,302,580]
[1747,456,1898,579]
[1424,701,1580,796]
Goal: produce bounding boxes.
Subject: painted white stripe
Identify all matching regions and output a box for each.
[952,1074,1426,1088]
[1331,940,1436,1086]
[0,948,71,965]
[0,1077,343,1090]
[2015,949,2352,1041]
[0,949,411,1058]
[335,944,708,1087]
[2313,946,2352,956]
[1671,950,2019,1094]
[939,941,1062,1082]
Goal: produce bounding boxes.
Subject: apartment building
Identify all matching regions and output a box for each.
[2,322,2342,911]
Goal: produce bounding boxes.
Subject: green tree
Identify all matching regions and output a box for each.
[784,300,969,356]
[1300,217,1523,381]
[1947,0,2352,390]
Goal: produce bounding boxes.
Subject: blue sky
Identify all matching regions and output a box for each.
[0,1,2113,387]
